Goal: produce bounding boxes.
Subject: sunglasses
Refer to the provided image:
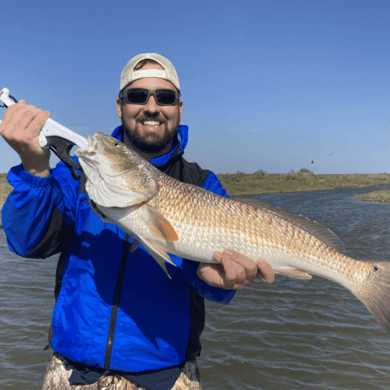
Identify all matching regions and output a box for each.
[119,88,181,106]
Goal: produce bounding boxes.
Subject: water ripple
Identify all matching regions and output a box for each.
[2,186,390,389]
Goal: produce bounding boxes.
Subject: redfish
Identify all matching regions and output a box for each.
[76,133,390,334]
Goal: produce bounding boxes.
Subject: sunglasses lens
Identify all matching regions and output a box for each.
[155,89,177,105]
[127,89,149,104]
[124,89,178,105]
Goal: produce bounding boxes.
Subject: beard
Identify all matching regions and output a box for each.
[121,118,180,155]
[124,126,177,154]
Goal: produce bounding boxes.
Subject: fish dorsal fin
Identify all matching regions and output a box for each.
[235,197,344,253]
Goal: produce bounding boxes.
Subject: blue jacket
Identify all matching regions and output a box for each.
[2,125,235,373]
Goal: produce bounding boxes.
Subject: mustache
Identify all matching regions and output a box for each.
[141,111,163,119]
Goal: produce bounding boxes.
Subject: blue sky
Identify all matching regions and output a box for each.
[1,0,389,174]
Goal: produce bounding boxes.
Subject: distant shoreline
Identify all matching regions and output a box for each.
[217,171,390,196]
[0,172,10,230]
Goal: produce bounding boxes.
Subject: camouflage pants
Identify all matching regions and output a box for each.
[42,354,202,390]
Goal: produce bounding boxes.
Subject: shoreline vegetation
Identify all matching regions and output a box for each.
[0,173,12,229]
[217,169,390,196]
[1,170,390,229]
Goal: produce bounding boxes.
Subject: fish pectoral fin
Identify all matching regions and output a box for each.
[274,267,313,280]
[142,237,177,279]
[129,239,140,253]
[142,205,179,242]
[90,200,110,222]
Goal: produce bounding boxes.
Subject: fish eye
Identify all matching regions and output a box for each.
[373,265,379,272]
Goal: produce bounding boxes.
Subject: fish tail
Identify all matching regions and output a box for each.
[351,261,390,334]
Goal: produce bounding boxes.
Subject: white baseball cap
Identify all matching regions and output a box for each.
[119,53,181,94]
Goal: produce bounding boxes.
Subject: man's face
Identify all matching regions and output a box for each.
[116,63,183,158]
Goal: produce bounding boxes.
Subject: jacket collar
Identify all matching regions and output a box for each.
[111,125,188,166]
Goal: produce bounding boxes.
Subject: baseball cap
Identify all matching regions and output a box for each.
[119,53,181,94]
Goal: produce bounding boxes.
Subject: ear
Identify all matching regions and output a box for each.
[116,98,123,118]
[178,100,183,119]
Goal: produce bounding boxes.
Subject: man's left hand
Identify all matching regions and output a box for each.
[197,249,275,290]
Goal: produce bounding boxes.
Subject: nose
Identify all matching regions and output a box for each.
[144,93,159,116]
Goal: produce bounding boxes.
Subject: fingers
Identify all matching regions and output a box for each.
[0,101,51,176]
[0,100,29,136]
[213,249,259,290]
[256,259,275,284]
[0,100,50,146]
[197,250,275,290]
[197,262,226,288]
[197,254,249,290]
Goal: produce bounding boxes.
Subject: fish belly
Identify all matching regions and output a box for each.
[99,202,356,288]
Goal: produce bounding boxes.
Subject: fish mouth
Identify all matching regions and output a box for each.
[86,134,100,152]
[75,134,130,178]
[76,135,100,161]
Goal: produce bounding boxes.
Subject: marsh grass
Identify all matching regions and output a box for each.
[0,173,12,228]
[217,171,390,196]
[355,190,390,203]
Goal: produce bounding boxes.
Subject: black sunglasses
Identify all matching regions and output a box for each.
[119,88,180,106]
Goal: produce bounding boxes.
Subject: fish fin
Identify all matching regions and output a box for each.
[274,267,313,280]
[350,261,390,334]
[89,199,110,222]
[141,237,177,279]
[129,239,140,253]
[235,197,344,253]
[142,205,179,242]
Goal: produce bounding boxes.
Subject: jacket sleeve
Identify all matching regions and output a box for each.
[181,171,236,305]
[2,162,79,258]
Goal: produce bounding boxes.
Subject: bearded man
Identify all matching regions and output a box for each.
[0,53,274,390]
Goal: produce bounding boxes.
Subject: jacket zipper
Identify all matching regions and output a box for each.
[104,232,130,369]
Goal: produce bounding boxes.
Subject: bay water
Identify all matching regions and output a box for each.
[1,185,390,389]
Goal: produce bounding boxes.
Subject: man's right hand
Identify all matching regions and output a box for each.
[0,100,51,177]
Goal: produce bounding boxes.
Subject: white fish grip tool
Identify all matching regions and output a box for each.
[0,88,87,180]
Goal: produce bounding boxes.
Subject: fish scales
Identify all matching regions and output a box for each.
[76,132,390,334]
[154,172,369,283]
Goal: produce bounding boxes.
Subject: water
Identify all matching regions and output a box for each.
[1,186,390,389]
[0,235,57,387]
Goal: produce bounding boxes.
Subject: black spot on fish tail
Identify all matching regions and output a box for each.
[351,261,390,335]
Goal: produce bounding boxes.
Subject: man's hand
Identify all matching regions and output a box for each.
[197,249,274,290]
[0,100,51,177]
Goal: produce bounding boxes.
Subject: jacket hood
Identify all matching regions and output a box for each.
[111,125,189,166]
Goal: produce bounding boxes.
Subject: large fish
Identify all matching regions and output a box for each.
[76,133,390,334]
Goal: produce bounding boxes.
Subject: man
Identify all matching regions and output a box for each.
[0,53,274,390]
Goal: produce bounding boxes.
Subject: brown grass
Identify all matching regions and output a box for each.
[0,173,12,229]
[355,190,390,203]
[217,171,390,196]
